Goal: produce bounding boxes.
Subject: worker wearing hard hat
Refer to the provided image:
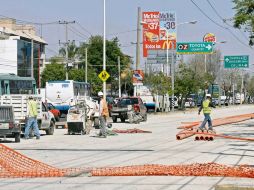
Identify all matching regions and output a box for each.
[98,91,109,138]
[198,94,216,132]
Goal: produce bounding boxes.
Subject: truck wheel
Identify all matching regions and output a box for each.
[112,116,117,123]
[14,133,20,143]
[46,121,55,135]
[120,116,125,122]
[55,116,60,122]
[94,118,100,129]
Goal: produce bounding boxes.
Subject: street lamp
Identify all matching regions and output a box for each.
[103,0,106,99]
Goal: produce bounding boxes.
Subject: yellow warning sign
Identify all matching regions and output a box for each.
[98,70,110,82]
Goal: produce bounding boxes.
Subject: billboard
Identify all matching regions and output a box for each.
[132,70,144,85]
[142,11,177,57]
[203,33,216,44]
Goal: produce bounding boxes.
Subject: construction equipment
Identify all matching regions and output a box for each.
[67,96,98,135]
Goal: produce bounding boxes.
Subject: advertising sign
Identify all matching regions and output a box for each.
[143,11,176,57]
[132,70,144,85]
[203,33,216,44]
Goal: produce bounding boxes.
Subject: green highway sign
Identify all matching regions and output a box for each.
[176,42,213,54]
[224,55,249,68]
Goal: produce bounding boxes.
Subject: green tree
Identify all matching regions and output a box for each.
[233,0,254,45]
[41,63,65,87]
[59,41,79,59]
[78,35,131,95]
[175,63,213,109]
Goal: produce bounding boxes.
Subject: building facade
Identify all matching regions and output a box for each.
[0,18,47,87]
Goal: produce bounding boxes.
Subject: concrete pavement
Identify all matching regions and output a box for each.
[1,105,254,190]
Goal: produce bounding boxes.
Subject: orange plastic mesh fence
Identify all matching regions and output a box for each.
[91,163,254,178]
[0,143,89,178]
[0,142,254,178]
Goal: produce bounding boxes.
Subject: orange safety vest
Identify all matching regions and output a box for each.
[101,99,109,117]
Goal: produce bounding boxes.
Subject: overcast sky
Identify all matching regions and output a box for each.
[1,0,253,71]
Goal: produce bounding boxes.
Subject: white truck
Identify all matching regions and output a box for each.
[0,95,55,137]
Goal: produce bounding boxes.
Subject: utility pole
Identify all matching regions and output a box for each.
[171,52,175,112]
[59,21,75,80]
[134,7,141,97]
[240,70,244,105]
[136,7,141,70]
[85,48,88,83]
[118,56,121,98]
[31,39,34,78]
[103,0,106,99]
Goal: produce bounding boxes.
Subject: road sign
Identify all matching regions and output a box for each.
[176,42,213,54]
[224,55,249,68]
[98,70,110,82]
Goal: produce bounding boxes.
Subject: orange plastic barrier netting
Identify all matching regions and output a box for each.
[91,163,254,178]
[112,128,152,133]
[0,143,89,178]
[0,143,254,178]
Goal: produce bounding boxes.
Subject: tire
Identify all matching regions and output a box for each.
[120,116,125,122]
[94,118,100,129]
[14,133,20,143]
[46,121,55,135]
[55,116,60,122]
[112,116,117,123]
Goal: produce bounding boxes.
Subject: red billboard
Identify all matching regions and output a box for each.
[143,11,177,57]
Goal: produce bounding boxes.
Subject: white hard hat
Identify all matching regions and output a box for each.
[98,91,103,96]
[206,94,211,97]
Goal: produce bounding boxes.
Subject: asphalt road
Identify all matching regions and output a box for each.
[1,105,254,190]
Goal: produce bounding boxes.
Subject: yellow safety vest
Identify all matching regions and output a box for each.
[28,100,38,117]
[203,99,211,114]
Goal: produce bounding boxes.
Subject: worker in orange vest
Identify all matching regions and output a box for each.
[98,91,109,138]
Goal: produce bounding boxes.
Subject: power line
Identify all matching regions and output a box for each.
[75,21,92,36]
[206,0,250,41]
[190,0,252,50]
[107,29,137,37]
[68,25,89,40]
[0,14,59,25]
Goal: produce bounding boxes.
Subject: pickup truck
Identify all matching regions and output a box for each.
[111,97,147,123]
[0,95,55,138]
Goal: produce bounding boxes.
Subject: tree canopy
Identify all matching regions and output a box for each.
[233,0,254,45]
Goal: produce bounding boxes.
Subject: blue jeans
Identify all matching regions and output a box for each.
[24,117,40,138]
[199,114,213,130]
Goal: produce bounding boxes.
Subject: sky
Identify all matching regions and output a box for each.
[0,0,253,72]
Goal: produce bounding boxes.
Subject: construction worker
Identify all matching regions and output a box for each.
[24,96,40,140]
[98,91,109,138]
[198,94,216,132]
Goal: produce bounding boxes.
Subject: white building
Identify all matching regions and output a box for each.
[0,18,47,87]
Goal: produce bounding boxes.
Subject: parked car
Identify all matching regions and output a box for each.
[185,98,195,108]
[47,103,61,121]
[111,97,147,123]
[169,96,178,108]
